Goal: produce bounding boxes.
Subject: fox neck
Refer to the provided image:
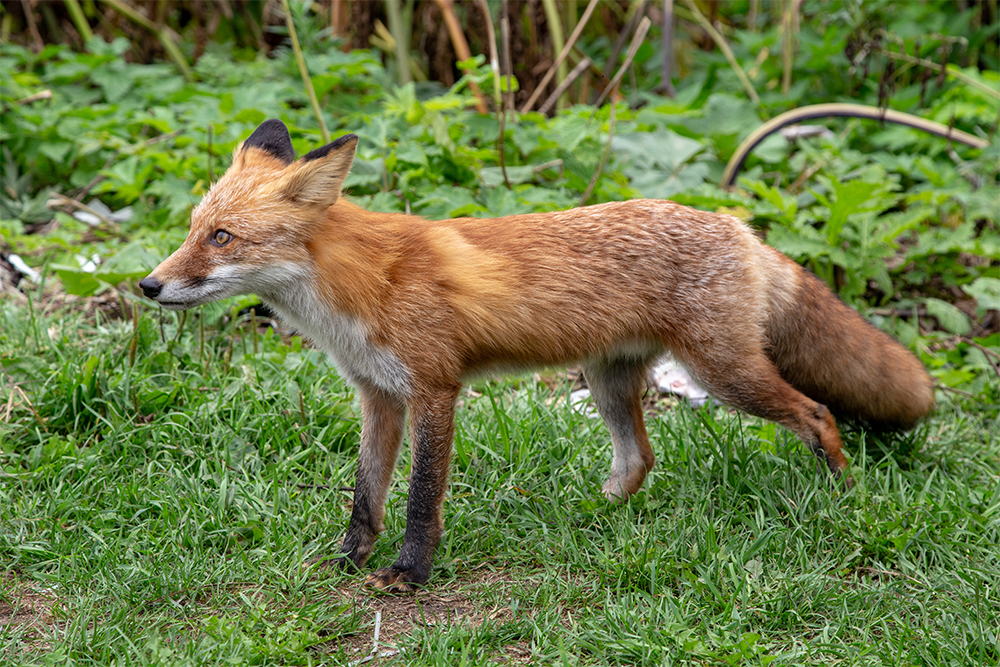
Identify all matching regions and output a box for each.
[255,200,413,396]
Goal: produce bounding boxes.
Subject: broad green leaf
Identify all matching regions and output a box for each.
[52,265,101,296]
[964,277,1000,315]
[479,166,535,188]
[925,298,972,335]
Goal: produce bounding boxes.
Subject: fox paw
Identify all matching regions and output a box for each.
[602,477,637,504]
[365,566,425,593]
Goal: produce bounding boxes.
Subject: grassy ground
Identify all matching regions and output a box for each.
[1,296,998,666]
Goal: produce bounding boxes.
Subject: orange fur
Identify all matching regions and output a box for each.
[141,121,934,591]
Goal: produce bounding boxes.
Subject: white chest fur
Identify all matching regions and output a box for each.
[256,264,412,397]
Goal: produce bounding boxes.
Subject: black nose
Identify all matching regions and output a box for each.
[139,276,162,299]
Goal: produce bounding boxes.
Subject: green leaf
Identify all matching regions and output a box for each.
[97,241,159,285]
[925,298,971,335]
[52,265,101,296]
[964,277,1000,315]
[479,166,535,188]
[753,134,787,164]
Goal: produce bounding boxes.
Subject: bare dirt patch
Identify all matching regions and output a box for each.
[0,572,62,653]
[326,568,522,664]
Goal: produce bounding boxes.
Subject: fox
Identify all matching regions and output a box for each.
[140,119,934,591]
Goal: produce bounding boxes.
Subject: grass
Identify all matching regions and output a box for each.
[1,295,998,666]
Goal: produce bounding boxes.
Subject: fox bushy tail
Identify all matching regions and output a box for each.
[766,261,934,431]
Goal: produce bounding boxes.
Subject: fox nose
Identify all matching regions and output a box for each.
[139,276,162,299]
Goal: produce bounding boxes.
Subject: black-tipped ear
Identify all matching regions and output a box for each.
[242,119,295,165]
[277,134,358,208]
[302,133,359,162]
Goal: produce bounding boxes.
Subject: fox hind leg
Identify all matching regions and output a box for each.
[584,356,657,502]
[678,347,849,477]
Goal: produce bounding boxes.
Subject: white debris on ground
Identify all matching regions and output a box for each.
[6,254,39,283]
[568,357,711,417]
[650,358,710,407]
[72,199,133,227]
[569,388,598,417]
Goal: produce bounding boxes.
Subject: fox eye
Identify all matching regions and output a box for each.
[211,230,233,246]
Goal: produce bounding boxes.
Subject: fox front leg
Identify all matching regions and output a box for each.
[322,387,406,571]
[366,385,459,592]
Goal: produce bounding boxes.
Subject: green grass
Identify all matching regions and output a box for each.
[1,298,998,666]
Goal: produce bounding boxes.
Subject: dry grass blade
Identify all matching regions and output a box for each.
[433,0,488,113]
[594,16,651,109]
[520,0,601,114]
[280,0,330,143]
[579,85,617,207]
[605,0,649,79]
[539,56,591,114]
[883,49,1000,101]
[659,0,676,96]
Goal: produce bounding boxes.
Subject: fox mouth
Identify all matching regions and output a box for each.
[155,300,194,310]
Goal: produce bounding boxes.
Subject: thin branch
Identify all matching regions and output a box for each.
[579,88,617,208]
[721,103,989,188]
[539,57,591,115]
[433,0,488,113]
[883,49,1000,101]
[520,0,601,114]
[594,17,651,109]
[20,0,44,52]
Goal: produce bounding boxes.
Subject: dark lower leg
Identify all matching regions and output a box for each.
[367,385,459,591]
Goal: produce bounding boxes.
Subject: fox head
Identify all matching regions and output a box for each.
[139,120,357,309]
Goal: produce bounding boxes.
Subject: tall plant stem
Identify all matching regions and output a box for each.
[475,0,502,105]
[385,0,411,85]
[280,0,330,143]
[579,89,617,208]
[521,0,601,114]
[660,0,676,97]
[539,0,568,110]
[884,50,1000,101]
[433,0,488,113]
[681,0,758,103]
[781,0,801,95]
[64,0,93,42]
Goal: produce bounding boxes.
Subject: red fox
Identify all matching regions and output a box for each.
[140,120,934,591]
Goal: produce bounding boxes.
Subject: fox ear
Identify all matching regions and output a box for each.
[241,119,295,165]
[279,134,358,208]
